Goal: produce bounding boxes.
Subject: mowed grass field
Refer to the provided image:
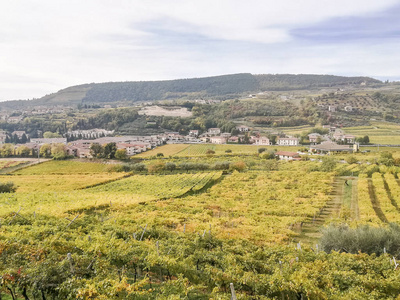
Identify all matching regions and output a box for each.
[344,121,400,145]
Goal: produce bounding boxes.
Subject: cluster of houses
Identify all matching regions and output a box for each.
[186,126,300,146]
[308,127,356,145]
[0,122,361,159]
[10,135,164,158]
[64,129,115,139]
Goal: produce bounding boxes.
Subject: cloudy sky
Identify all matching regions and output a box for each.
[1,0,400,101]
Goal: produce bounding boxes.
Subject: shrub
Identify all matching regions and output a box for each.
[156,153,164,157]
[346,156,358,164]
[206,149,215,155]
[132,163,147,172]
[230,161,247,172]
[321,223,400,257]
[225,149,232,153]
[165,162,177,172]
[213,161,230,170]
[0,182,17,193]
[320,156,336,172]
[258,148,267,154]
[148,162,165,173]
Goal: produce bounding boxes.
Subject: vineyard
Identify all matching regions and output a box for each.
[134,144,189,158]
[344,121,400,145]
[2,154,400,298]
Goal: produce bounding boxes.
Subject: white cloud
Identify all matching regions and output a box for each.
[0,0,399,100]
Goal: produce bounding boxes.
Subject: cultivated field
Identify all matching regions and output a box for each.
[344,121,400,144]
[1,154,400,299]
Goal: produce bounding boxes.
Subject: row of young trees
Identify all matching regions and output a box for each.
[89,142,127,160]
[0,143,68,159]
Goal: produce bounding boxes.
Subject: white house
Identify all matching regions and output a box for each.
[210,136,226,144]
[253,136,271,145]
[277,137,299,146]
[236,125,250,132]
[275,151,301,161]
[189,130,199,137]
[208,128,221,135]
[308,133,321,144]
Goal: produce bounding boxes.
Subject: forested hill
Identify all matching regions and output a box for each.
[2,73,381,108]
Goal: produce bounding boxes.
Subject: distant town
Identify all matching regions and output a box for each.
[0,123,360,160]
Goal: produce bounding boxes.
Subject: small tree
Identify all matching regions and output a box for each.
[39,144,52,158]
[104,142,117,159]
[156,153,164,158]
[230,161,247,172]
[0,182,17,193]
[115,149,128,160]
[258,148,266,154]
[51,143,67,160]
[206,149,215,156]
[165,162,177,172]
[90,143,104,158]
[148,162,165,173]
[43,131,62,138]
[320,156,336,172]
[132,163,147,172]
[16,145,31,157]
[346,156,358,164]
[1,144,14,157]
[379,152,394,166]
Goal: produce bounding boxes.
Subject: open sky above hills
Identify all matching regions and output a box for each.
[1,0,400,101]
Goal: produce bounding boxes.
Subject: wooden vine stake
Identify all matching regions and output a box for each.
[139,224,147,241]
[67,253,75,274]
[230,283,237,300]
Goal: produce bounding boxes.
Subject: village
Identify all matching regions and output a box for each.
[0,123,359,159]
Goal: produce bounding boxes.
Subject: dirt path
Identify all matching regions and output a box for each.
[0,159,50,175]
[297,177,343,244]
[350,178,360,220]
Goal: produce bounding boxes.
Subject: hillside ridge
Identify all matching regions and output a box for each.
[1,73,381,108]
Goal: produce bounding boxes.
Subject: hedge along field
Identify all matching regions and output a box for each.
[13,160,114,175]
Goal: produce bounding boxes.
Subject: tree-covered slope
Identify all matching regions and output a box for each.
[0,73,382,108]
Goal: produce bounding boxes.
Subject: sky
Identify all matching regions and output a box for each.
[1,0,400,101]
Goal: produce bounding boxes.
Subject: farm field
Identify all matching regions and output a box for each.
[136,143,306,158]
[13,160,114,175]
[2,155,400,298]
[134,143,189,157]
[0,173,129,192]
[344,121,400,144]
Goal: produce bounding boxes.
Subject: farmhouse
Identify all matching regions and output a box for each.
[275,151,301,161]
